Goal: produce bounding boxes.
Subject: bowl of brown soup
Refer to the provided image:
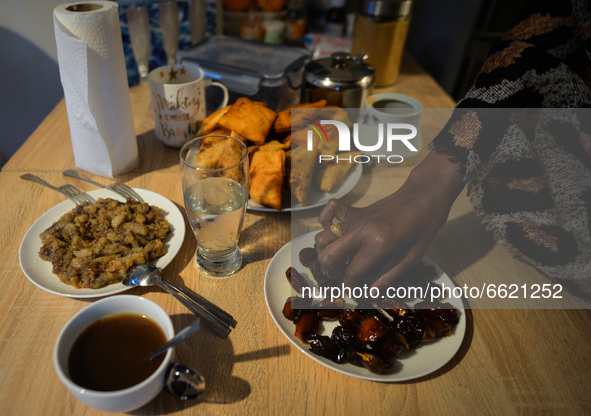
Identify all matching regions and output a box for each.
[53,295,204,412]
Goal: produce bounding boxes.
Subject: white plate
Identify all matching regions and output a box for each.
[19,188,186,298]
[248,163,363,212]
[264,230,466,382]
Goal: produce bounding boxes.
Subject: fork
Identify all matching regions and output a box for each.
[63,169,144,203]
[21,174,96,205]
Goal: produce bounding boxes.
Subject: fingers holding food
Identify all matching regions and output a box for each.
[316,230,362,281]
[313,228,340,255]
[370,252,424,291]
[317,199,353,230]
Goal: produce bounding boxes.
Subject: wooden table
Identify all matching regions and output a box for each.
[1,55,590,415]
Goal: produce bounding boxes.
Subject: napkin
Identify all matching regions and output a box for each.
[54,1,138,178]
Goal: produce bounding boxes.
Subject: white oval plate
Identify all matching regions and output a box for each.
[19,188,185,298]
[264,230,466,382]
[248,163,363,212]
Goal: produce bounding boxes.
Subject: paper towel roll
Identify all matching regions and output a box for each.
[54,1,139,178]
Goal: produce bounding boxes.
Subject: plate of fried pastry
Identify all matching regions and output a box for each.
[19,188,185,298]
[195,97,362,212]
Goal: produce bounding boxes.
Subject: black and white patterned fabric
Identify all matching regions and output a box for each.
[430,0,591,283]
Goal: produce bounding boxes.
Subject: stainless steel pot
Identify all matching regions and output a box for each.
[301,52,375,108]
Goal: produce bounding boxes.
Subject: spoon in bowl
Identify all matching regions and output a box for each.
[124,264,234,338]
[150,318,201,360]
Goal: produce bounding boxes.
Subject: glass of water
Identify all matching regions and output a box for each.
[180,135,249,277]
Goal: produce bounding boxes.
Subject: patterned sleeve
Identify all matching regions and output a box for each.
[428,0,591,283]
[431,0,591,171]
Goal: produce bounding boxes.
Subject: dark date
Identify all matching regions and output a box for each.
[308,259,330,287]
[299,247,318,267]
[357,316,389,344]
[286,267,309,294]
[281,247,460,375]
[377,299,412,318]
[331,326,359,349]
[339,309,365,329]
[355,349,393,374]
[282,296,312,322]
[294,312,319,343]
[308,334,346,364]
[314,297,345,321]
[391,315,427,349]
[414,301,459,338]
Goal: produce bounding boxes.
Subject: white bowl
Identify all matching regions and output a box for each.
[53,295,175,412]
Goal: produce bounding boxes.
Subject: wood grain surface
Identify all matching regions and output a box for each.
[1,55,589,416]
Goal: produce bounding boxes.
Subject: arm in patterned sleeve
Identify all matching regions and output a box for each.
[429,0,591,295]
[316,0,591,297]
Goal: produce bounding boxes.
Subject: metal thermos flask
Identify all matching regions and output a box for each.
[352,0,412,87]
[301,51,375,108]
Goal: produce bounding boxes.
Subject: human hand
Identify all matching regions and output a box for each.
[314,151,465,290]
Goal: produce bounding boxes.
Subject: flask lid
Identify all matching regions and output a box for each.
[303,52,375,90]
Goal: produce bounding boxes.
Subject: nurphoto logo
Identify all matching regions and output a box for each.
[306,119,419,164]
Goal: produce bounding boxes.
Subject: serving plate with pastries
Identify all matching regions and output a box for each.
[196,97,363,212]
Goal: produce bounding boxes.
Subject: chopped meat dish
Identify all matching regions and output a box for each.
[39,198,170,289]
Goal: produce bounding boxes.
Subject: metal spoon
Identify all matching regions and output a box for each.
[150,318,201,361]
[124,264,233,338]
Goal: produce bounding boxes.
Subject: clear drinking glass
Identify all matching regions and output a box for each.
[127,5,151,83]
[159,1,180,65]
[180,135,249,277]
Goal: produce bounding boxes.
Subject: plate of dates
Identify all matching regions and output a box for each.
[264,230,466,382]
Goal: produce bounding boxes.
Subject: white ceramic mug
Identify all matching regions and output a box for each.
[357,92,423,164]
[53,295,205,412]
[149,64,229,147]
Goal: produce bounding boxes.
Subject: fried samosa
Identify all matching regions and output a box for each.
[197,105,231,135]
[249,150,285,211]
[193,135,229,169]
[290,146,317,205]
[274,100,327,133]
[218,97,277,145]
[314,151,361,192]
[218,138,245,182]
